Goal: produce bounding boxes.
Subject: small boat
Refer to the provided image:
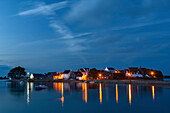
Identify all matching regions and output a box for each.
[35,85,47,90]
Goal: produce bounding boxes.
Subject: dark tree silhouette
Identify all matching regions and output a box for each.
[88,68,100,79]
[8,66,26,78]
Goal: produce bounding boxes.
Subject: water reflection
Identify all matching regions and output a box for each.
[99,83,102,104]
[53,82,64,106]
[30,82,34,93]
[8,82,25,96]
[27,82,30,104]
[152,86,155,100]
[116,84,118,103]
[7,82,161,107]
[129,84,132,105]
[82,83,88,103]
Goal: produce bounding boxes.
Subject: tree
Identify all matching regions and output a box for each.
[8,66,27,78]
[88,68,99,79]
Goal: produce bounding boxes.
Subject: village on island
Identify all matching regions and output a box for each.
[7,66,164,82]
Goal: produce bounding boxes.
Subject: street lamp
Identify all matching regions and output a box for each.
[99,73,102,80]
[151,71,154,76]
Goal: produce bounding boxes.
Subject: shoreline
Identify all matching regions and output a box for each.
[4,79,170,86]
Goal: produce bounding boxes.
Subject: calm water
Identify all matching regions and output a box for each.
[0,81,170,113]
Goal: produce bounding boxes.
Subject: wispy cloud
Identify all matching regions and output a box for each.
[111,19,170,31]
[17,1,68,16]
[17,1,91,52]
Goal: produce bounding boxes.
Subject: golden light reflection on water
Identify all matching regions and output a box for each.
[116,84,118,103]
[99,83,102,104]
[53,82,64,106]
[27,82,30,104]
[30,82,34,93]
[61,83,64,106]
[129,84,132,105]
[152,86,155,100]
[82,83,88,103]
[51,83,157,106]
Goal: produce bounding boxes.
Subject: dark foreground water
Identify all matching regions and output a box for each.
[0,81,170,113]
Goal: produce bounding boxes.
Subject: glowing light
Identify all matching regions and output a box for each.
[99,83,102,104]
[152,86,155,100]
[116,84,118,103]
[82,83,88,103]
[27,82,30,104]
[82,74,87,80]
[99,73,102,77]
[115,70,121,73]
[129,84,132,105]
[128,73,131,77]
[151,71,154,75]
[30,74,34,79]
[53,74,64,80]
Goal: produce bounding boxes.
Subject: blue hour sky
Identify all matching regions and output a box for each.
[0,0,170,76]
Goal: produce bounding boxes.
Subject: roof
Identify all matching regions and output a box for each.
[79,68,85,72]
[63,70,71,74]
[33,74,44,78]
[128,67,139,72]
[83,68,89,71]
[73,72,83,77]
[128,67,138,70]
[106,67,115,70]
[47,72,57,74]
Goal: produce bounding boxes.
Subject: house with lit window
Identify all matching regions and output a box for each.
[70,71,83,80]
[32,73,44,79]
[125,67,143,77]
[78,68,89,76]
[45,72,58,80]
[62,70,72,79]
[105,67,116,73]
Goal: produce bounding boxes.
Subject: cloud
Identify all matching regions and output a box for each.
[17,1,68,16]
[111,18,170,31]
[17,1,92,52]
[65,0,170,28]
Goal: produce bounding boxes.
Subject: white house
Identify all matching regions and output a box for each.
[62,70,72,79]
[105,67,115,73]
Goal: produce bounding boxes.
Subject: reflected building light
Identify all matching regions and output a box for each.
[152,86,155,100]
[99,83,102,104]
[27,82,30,104]
[82,83,88,103]
[137,85,139,96]
[30,82,34,93]
[53,82,65,107]
[78,83,79,89]
[129,84,132,105]
[53,83,58,91]
[85,83,87,103]
[61,83,64,107]
[116,84,118,103]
